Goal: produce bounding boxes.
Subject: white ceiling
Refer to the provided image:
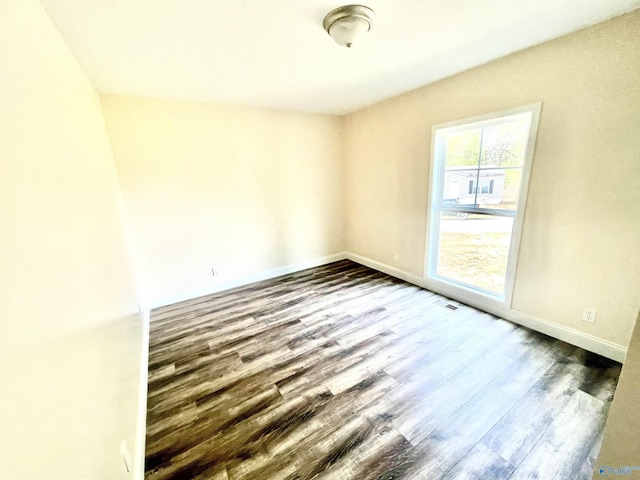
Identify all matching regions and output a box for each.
[40,0,640,115]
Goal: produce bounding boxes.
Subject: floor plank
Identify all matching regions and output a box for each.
[145,260,621,480]
[507,390,608,480]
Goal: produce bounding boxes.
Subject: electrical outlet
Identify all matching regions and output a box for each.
[121,441,131,473]
[392,252,398,262]
[582,308,596,323]
[211,267,219,277]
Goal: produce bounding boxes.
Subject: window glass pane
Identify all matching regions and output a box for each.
[479,118,530,168]
[442,117,529,211]
[436,213,514,295]
[474,169,519,211]
[445,128,481,168]
[501,169,523,209]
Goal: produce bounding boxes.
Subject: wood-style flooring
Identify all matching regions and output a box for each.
[145,260,621,480]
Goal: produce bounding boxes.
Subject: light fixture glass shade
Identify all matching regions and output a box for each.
[323,5,375,48]
[328,16,371,47]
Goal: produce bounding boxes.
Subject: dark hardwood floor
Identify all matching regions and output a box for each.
[145,260,621,480]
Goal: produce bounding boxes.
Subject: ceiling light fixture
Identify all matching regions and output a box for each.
[323,5,375,48]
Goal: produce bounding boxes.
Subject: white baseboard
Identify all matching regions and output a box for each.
[345,252,627,363]
[152,252,348,309]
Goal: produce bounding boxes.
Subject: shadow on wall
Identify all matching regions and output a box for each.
[0,312,146,478]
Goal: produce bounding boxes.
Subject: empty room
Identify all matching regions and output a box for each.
[2,1,640,479]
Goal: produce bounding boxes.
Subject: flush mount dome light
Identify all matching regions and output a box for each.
[323,5,375,48]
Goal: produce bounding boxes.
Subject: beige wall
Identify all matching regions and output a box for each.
[0,0,145,478]
[101,95,344,308]
[343,11,640,349]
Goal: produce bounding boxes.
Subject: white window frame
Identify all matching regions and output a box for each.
[425,103,541,308]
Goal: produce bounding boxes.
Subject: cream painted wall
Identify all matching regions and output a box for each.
[0,0,145,478]
[343,11,640,349]
[101,95,344,308]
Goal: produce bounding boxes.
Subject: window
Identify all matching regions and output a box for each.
[469,179,494,194]
[427,104,540,303]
